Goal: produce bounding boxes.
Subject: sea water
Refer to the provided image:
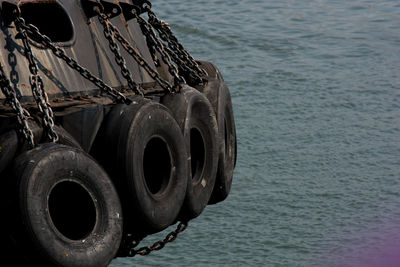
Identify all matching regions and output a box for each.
[111,0,400,266]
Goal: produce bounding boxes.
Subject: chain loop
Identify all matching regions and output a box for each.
[16,20,132,105]
[0,61,35,148]
[1,3,200,258]
[135,13,185,90]
[14,15,59,143]
[146,9,207,84]
[106,20,177,93]
[118,221,188,257]
[95,7,144,97]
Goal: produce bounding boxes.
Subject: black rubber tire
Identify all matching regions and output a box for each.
[92,97,188,236]
[0,130,18,175]
[162,85,218,220]
[0,123,80,175]
[0,163,28,265]
[16,121,81,150]
[195,61,237,204]
[9,143,123,267]
[43,124,82,148]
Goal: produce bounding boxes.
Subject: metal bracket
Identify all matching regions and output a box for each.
[119,2,136,21]
[132,0,152,13]
[81,0,122,19]
[119,0,151,21]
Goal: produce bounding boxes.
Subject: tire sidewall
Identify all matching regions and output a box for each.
[123,102,188,232]
[15,144,122,267]
[195,61,237,204]
[162,85,218,219]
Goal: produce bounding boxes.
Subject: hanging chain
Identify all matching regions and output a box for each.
[147,24,202,85]
[15,20,131,105]
[146,9,207,84]
[91,7,188,257]
[107,21,176,93]
[95,7,143,97]
[2,2,203,145]
[118,221,188,257]
[14,15,59,143]
[135,13,186,89]
[92,6,189,256]
[0,62,35,148]
[3,3,194,258]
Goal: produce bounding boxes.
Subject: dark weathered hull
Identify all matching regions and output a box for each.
[0,0,158,108]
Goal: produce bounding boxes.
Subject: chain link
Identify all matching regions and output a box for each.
[2,2,195,258]
[135,13,186,89]
[94,10,189,254]
[107,21,176,93]
[14,15,59,143]
[118,221,188,257]
[0,61,35,148]
[2,2,205,147]
[16,20,132,105]
[146,9,207,84]
[95,7,143,97]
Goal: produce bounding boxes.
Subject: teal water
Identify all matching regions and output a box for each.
[111,1,400,266]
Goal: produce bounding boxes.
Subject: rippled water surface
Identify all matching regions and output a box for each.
[111,1,400,266]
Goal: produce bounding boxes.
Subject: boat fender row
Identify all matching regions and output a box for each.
[0,61,236,265]
[92,83,221,235]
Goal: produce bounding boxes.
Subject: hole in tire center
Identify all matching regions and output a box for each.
[48,181,97,241]
[190,127,205,183]
[20,2,74,43]
[143,137,172,195]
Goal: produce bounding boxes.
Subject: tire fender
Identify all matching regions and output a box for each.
[92,97,188,235]
[162,85,218,219]
[9,143,123,267]
[196,61,237,204]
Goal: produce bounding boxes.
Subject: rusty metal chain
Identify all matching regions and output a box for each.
[106,21,176,93]
[146,26,202,85]
[0,61,35,148]
[16,20,131,105]
[146,9,207,84]
[118,221,188,257]
[14,15,59,143]
[95,7,143,96]
[143,27,160,67]
[135,13,186,89]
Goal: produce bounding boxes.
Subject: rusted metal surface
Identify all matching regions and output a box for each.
[0,0,159,106]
